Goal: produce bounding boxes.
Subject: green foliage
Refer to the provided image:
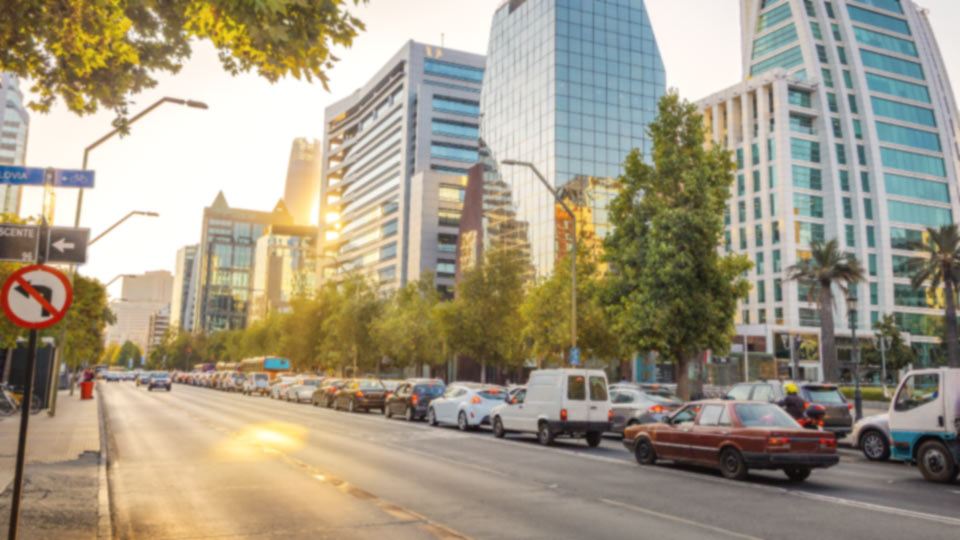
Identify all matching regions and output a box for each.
[374,273,444,374]
[860,314,915,373]
[46,275,115,370]
[0,0,368,124]
[603,91,751,400]
[907,225,960,367]
[113,340,143,367]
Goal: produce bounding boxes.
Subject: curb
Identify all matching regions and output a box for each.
[95,384,113,540]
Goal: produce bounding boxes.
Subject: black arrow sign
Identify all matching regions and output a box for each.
[14,283,53,317]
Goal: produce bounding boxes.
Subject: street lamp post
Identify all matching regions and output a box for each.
[87,211,160,246]
[848,293,863,421]
[501,160,577,362]
[874,334,890,386]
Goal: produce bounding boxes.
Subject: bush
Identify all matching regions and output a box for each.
[839,386,890,403]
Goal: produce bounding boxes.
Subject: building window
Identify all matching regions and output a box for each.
[756,252,765,275]
[871,283,879,306]
[431,142,479,163]
[739,201,746,222]
[432,120,480,140]
[881,147,946,177]
[848,5,911,36]
[775,307,785,325]
[770,193,778,216]
[795,222,825,245]
[740,227,748,250]
[817,45,829,64]
[424,59,484,83]
[790,115,815,134]
[794,193,824,218]
[791,138,821,163]
[840,170,850,191]
[792,165,822,190]
[754,196,762,219]
[432,96,480,116]
[843,197,853,219]
[438,208,461,227]
[887,200,953,227]
[753,170,761,191]
[864,198,873,220]
[756,224,764,247]
[866,225,876,248]
[822,69,834,88]
[861,172,871,192]
[827,93,838,113]
[837,46,848,65]
[773,249,781,273]
[738,174,745,195]
[774,279,783,302]
[831,118,842,138]
[380,242,397,261]
[836,143,847,165]
[884,173,949,203]
[772,221,781,244]
[869,254,878,277]
[845,224,856,247]
[788,89,812,107]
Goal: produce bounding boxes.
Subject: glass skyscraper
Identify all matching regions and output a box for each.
[698,0,960,372]
[0,72,30,215]
[481,0,666,276]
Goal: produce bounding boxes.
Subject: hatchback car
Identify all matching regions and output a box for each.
[313,379,344,408]
[610,386,683,434]
[146,372,172,392]
[428,383,507,431]
[624,400,839,481]
[284,377,321,403]
[384,379,446,421]
[334,379,388,413]
[270,376,298,399]
[726,380,854,438]
[242,372,271,396]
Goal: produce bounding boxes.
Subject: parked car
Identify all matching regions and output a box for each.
[270,376,299,399]
[384,379,446,421]
[146,372,172,392]
[725,380,853,439]
[104,372,121,382]
[429,383,508,431]
[624,400,839,481]
[242,372,271,396]
[887,368,960,483]
[490,369,612,446]
[222,373,244,392]
[334,379,388,412]
[284,377,321,403]
[852,413,891,461]
[610,386,683,434]
[380,379,403,395]
[313,379,345,408]
[135,373,150,387]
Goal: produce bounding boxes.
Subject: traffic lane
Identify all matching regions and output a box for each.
[101,383,454,540]
[170,385,958,539]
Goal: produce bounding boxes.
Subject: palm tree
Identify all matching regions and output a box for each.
[908,225,960,367]
[787,239,865,382]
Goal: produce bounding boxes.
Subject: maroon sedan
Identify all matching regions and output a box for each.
[623,400,839,482]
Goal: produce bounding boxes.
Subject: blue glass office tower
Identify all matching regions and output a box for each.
[480,0,666,276]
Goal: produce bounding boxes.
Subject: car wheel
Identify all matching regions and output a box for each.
[859,430,891,462]
[784,467,811,482]
[348,399,356,413]
[405,407,415,422]
[458,411,470,431]
[634,438,657,465]
[719,448,748,481]
[493,417,506,438]
[537,422,554,446]
[385,405,393,418]
[585,431,602,448]
[427,408,438,426]
[917,440,957,483]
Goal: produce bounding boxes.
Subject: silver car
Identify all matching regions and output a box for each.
[609,387,683,434]
[852,413,891,461]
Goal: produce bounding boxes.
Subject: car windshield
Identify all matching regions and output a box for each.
[805,387,845,404]
[414,385,444,397]
[357,380,384,390]
[254,374,268,381]
[643,390,682,405]
[734,403,801,428]
[478,389,506,400]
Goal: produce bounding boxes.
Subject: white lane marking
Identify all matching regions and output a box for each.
[791,491,960,527]
[600,498,764,540]
[952,490,960,495]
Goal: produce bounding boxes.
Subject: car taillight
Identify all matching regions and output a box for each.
[608,409,614,422]
[560,409,568,421]
[819,438,836,448]
[648,404,665,413]
[470,396,482,404]
[804,402,810,409]
[847,403,853,410]
[357,391,364,398]
[767,437,790,446]
[411,394,419,405]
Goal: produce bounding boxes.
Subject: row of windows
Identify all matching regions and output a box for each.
[750,46,804,76]
[789,114,815,134]
[791,138,820,163]
[789,89,812,107]
[887,200,953,228]
[757,2,792,32]
[796,222,825,245]
[433,96,479,116]
[880,146,946,177]
[865,72,930,103]
[891,227,924,250]
[794,193,823,218]
[431,119,479,140]
[875,121,941,152]
[847,4,910,36]
[424,59,484,83]
[792,165,822,190]
[858,0,904,15]
[884,173,950,203]
[871,96,935,127]
[853,26,916,57]
[752,23,798,59]
[894,284,940,308]
[860,49,924,80]
[430,142,479,163]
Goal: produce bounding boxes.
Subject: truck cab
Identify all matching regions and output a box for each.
[888,368,960,483]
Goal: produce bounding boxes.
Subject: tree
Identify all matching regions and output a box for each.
[46,275,115,373]
[1,0,369,124]
[787,239,864,382]
[375,273,444,376]
[439,247,526,383]
[604,91,751,401]
[860,314,915,377]
[907,224,960,367]
[113,340,143,367]
[328,273,382,376]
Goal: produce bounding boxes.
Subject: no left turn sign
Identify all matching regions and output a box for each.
[1,264,73,329]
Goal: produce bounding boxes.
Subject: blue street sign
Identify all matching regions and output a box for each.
[0,165,94,188]
[570,347,580,366]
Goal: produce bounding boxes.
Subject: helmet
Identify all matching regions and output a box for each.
[784,382,799,395]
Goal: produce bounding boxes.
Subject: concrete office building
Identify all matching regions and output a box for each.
[284,138,322,226]
[318,41,485,292]
[104,271,173,351]
[193,192,294,331]
[480,0,666,277]
[0,72,30,215]
[697,0,960,375]
[146,306,171,355]
[250,224,319,323]
[170,244,200,332]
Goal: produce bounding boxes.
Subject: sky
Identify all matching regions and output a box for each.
[15,0,960,298]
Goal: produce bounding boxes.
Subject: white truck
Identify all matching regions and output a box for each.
[888,367,960,483]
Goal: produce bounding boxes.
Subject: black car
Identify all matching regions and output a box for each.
[312,379,344,408]
[334,379,387,413]
[146,372,172,392]
[384,379,446,421]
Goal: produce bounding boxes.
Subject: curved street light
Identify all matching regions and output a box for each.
[88,211,160,247]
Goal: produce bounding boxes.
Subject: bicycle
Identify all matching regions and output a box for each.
[0,384,42,416]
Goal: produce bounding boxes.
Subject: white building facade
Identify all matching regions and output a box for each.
[698,0,960,375]
[0,72,30,215]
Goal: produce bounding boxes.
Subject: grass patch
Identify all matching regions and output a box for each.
[839,386,890,403]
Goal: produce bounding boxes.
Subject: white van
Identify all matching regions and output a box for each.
[490,369,612,447]
[888,367,960,483]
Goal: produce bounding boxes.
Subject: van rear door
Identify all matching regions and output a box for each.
[563,371,590,423]
[586,372,611,424]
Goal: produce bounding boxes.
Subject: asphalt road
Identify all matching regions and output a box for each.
[100,382,960,540]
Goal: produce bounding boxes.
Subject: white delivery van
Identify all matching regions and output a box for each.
[490,368,612,447]
[888,367,960,483]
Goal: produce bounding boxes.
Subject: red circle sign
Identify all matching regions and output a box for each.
[1,265,73,329]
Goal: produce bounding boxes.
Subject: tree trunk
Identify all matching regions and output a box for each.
[819,284,838,382]
[480,356,486,384]
[944,279,960,367]
[676,353,693,401]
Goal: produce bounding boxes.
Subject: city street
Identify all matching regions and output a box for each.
[101,382,960,540]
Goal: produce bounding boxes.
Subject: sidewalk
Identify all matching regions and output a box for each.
[0,388,102,539]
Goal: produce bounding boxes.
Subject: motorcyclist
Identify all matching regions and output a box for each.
[780,382,806,420]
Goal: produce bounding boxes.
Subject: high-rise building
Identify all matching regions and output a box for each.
[0,72,30,215]
[283,138,322,226]
[250,224,319,323]
[146,306,171,356]
[170,245,200,332]
[318,41,485,292]
[193,191,294,331]
[697,0,960,374]
[480,0,666,277]
[104,271,173,351]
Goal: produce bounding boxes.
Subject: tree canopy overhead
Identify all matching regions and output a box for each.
[0,0,368,122]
